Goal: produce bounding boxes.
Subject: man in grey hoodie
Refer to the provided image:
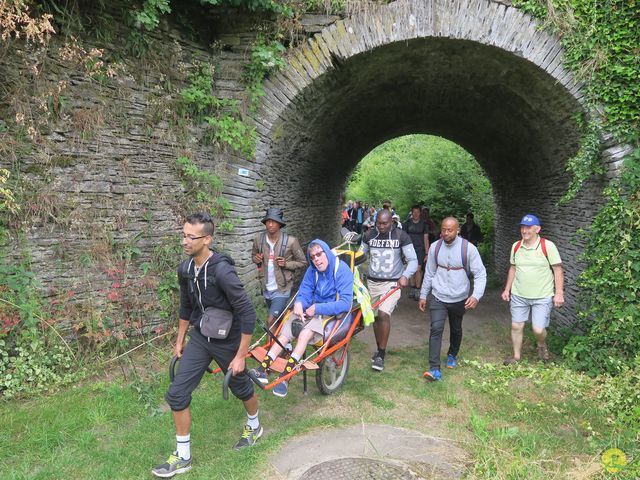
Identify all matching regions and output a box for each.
[418,217,486,381]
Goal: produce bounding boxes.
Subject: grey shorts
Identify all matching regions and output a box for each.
[280,314,324,344]
[510,294,553,329]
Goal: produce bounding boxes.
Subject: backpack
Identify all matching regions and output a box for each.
[433,238,471,276]
[512,237,551,266]
[257,232,289,259]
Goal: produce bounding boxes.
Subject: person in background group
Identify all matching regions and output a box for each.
[363,203,371,223]
[418,217,486,382]
[251,207,307,327]
[353,201,365,233]
[392,213,402,230]
[460,212,483,246]
[153,213,261,478]
[501,214,564,365]
[422,207,439,244]
[372,200,393,224]
[361,209,418,372]
[405,205,430,300]
[341,205,349,228]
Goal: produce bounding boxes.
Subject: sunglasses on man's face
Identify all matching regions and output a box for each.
[309,251,325,260]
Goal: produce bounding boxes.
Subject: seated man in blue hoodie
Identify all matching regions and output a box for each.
[252,239,353,397]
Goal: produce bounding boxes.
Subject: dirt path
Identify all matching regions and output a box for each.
[359,288,512,356]
[269,289,515,479]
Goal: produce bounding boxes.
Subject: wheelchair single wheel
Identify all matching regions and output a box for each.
[316,346,350,395]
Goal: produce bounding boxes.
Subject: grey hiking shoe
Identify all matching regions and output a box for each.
[233,424,263,450]
[151,452,192,478]
[372,354,384,371]
[538,344,550,363]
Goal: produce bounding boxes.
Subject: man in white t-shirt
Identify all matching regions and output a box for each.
[251,207,307,326]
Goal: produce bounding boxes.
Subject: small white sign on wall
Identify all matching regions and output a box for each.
[238,168,250,177]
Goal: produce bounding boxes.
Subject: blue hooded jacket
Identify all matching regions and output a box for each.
[296,239,354,316]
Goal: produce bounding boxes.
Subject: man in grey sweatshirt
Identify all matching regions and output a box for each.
[418,217,486,381]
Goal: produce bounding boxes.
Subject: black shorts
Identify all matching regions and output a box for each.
[165,328,254,411]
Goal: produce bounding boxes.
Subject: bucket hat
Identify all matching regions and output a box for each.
[261,207,286,227]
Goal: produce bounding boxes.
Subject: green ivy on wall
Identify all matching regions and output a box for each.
[512,0,640,379]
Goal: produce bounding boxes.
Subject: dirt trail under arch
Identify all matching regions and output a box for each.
[359,288,513,358]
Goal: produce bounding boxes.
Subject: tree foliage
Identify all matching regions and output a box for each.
[346,135,494,232]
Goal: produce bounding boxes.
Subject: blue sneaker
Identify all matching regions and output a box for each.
[272,377,289,397]
[446,355,457,369]
[423,368,442,381]
[249,368,268,385]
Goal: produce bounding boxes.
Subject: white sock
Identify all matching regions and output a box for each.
[247,410,260,430]
[291,352,301,362]
[267,351,277,361]
[176,434,190,460]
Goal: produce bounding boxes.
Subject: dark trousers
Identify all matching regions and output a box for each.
[165,328,254,411]
[428,295,466,369]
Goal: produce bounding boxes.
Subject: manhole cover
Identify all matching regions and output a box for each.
[299,457,417,479]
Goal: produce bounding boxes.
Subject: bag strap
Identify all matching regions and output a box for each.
[434,238,443,268]
[279,232,289,258]
[257,232,266,255]
[513,240,523,256]
[461,238,470,276]
[513,238,550,265]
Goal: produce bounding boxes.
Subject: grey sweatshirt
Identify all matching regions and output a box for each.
[420,236,487,303]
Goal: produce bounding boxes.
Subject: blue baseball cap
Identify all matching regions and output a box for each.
[520,214,540,226]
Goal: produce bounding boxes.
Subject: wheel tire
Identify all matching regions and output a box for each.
[316,346,350,395]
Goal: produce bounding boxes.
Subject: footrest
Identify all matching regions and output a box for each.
[250,347,268,363]
[302,360,319,370]
[268,357,288,373]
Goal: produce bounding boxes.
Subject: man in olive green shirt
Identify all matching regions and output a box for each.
[501,214,564,364]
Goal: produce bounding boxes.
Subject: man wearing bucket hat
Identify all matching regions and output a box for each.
[501,214,564,364]
[252,207,307,326]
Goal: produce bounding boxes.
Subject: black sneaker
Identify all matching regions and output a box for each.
[372,355,384,371]
[151,452,192,478]
[233,424,263,450]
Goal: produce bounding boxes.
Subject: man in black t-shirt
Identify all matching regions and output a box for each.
[405,205,430,300]
[360,210,418,371]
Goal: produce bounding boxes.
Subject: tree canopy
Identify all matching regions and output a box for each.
[346,134,494,233]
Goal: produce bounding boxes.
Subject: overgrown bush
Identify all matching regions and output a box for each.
[512,0,640,378]
[563,153,640,375]
[0,257,78,398]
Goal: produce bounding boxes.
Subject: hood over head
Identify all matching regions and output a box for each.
[306,239,336,273]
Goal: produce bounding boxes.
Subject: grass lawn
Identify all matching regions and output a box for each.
[2,318,638,479]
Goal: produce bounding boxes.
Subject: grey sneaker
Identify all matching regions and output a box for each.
[233,424,263,450]
[151,452,192,478]
[372,355,384,371]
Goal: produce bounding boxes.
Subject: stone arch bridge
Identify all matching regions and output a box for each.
[231,0,625,326]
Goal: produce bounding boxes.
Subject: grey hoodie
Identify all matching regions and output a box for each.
[420,236,486,303]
